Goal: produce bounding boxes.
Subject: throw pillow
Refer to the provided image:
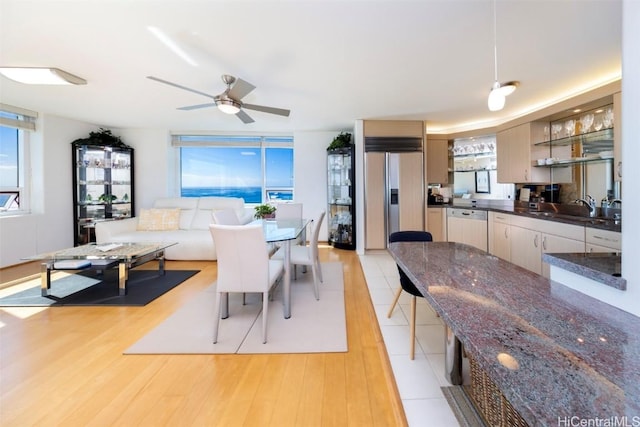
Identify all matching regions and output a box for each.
[136,208,181,231]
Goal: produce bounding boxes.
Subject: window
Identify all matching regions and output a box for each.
[0,104,35,213]
[174,135,294,204]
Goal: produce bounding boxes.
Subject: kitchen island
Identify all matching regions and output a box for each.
[389,241,639,426]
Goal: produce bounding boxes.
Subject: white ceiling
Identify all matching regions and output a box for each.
[0,0,622,135]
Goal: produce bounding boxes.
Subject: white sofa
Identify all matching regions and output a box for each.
[95,197,253,260]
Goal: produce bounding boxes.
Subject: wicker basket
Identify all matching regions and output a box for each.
[468,356,529,427]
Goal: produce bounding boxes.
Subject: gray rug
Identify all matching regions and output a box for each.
[0,269,198,306]
[125,262,347,354]
[441,386,486,427]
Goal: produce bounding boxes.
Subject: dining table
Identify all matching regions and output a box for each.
[251,218,310,319]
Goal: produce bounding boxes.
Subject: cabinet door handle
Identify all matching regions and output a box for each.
[504,228,508,239]
[542,236,547,251]
[617,161,622,178]
[525,169,528,181]
[534,234,539,248]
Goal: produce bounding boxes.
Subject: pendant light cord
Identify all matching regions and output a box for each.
[493,0,498,83]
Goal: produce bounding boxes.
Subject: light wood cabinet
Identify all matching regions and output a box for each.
[426,208,446,242]
[489,212,511,261]
[586,228,621,253]
[426,137,449,184]
[496,122,550,184]
[493,213,585,277]
[364,152,386,249]
[510,225,542,274]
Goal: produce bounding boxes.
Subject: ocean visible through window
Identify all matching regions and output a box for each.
[178,136,293,203]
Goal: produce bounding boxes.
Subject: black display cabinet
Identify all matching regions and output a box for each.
[72,136,134,246]
[327,145,355,249]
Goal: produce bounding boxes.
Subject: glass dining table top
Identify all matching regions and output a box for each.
[250,218,310,242]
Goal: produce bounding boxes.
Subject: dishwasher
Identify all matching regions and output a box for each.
[446,208,488,252]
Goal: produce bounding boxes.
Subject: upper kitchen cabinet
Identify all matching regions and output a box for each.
[426,136,450,184]
[497,122,550,184]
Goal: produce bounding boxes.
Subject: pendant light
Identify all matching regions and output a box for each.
[488,0,518,111]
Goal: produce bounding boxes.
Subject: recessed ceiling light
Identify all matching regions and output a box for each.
[0,67,87,85]
[573,109,582,113]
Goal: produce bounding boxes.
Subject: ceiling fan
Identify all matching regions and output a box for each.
[146,74,290,124]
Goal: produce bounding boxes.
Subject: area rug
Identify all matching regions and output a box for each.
[125,261,347,354]
[0,269,199,307]
[441,386,486,427]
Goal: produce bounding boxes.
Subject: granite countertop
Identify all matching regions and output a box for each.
[543,252,626,290]
[439,201,622,233]
[389,241,639,427]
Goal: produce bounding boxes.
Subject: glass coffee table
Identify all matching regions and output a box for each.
[25,242,177,297]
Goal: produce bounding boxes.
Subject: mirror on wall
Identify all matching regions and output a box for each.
[451,135,515,200]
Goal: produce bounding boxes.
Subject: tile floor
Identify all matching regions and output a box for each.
[358,250,461,427]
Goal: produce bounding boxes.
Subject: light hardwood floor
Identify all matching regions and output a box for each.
[0,247,407,426]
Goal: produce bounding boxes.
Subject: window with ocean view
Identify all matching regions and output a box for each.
[176,135,294,204]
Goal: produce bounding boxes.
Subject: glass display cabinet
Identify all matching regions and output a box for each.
[327,145,355,249]
[72,140,134,246]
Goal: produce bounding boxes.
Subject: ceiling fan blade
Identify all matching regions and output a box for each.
[228,78,256,100]
[242,103,290,117]
[236,109,255,124]
[147,76,215,99]
[177,102,217,111]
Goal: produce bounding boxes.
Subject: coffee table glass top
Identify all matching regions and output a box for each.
[25,242,177,262]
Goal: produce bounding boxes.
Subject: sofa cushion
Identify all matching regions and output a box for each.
[137,208,181,231]
[154,197,199,230]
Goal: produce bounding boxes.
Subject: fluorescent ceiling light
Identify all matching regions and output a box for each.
[0,67,87,85]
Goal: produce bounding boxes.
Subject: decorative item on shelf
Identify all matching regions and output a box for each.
[98,194,117,203]
[72,128,131,149]
[122,193,129,202]
[254,203,276,219]
[327,132,353,151]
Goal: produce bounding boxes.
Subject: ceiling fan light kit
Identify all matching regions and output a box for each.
[0,67,87,85]
[216,98,241,114]
[487,0,518,112]
[147,74,290,124]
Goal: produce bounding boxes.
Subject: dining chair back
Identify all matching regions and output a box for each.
[209,224,284,344]
[386,230,433,359]
[273,210,325,300]
[275,202,303,220]
[212,209,240,225]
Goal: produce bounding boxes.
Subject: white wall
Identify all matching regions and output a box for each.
[618,0,639,316]
[0,115,96,267]
[292,131,338,241]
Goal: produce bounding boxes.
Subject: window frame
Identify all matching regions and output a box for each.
[0,103,35,215]
[173,133,294,204]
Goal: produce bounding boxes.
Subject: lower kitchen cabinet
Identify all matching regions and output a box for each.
[490,212,585,278]
[489,212,511,261]
[426,207,447,242]
[586,228,621,254]
[510,225,543,274]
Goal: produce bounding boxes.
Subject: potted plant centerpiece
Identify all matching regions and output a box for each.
[254,203,277,219]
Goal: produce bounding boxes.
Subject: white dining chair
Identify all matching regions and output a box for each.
[212,209,240,225]
[209,224,284,344]
[275,202,303,220]
[273,210,325,300]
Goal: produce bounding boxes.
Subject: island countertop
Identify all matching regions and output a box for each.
[388,241,640,427]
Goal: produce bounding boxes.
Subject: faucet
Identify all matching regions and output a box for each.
[607,198,622,207]
[575,195,597,217]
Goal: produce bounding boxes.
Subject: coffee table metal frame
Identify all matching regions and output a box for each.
[27,242,177,297]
